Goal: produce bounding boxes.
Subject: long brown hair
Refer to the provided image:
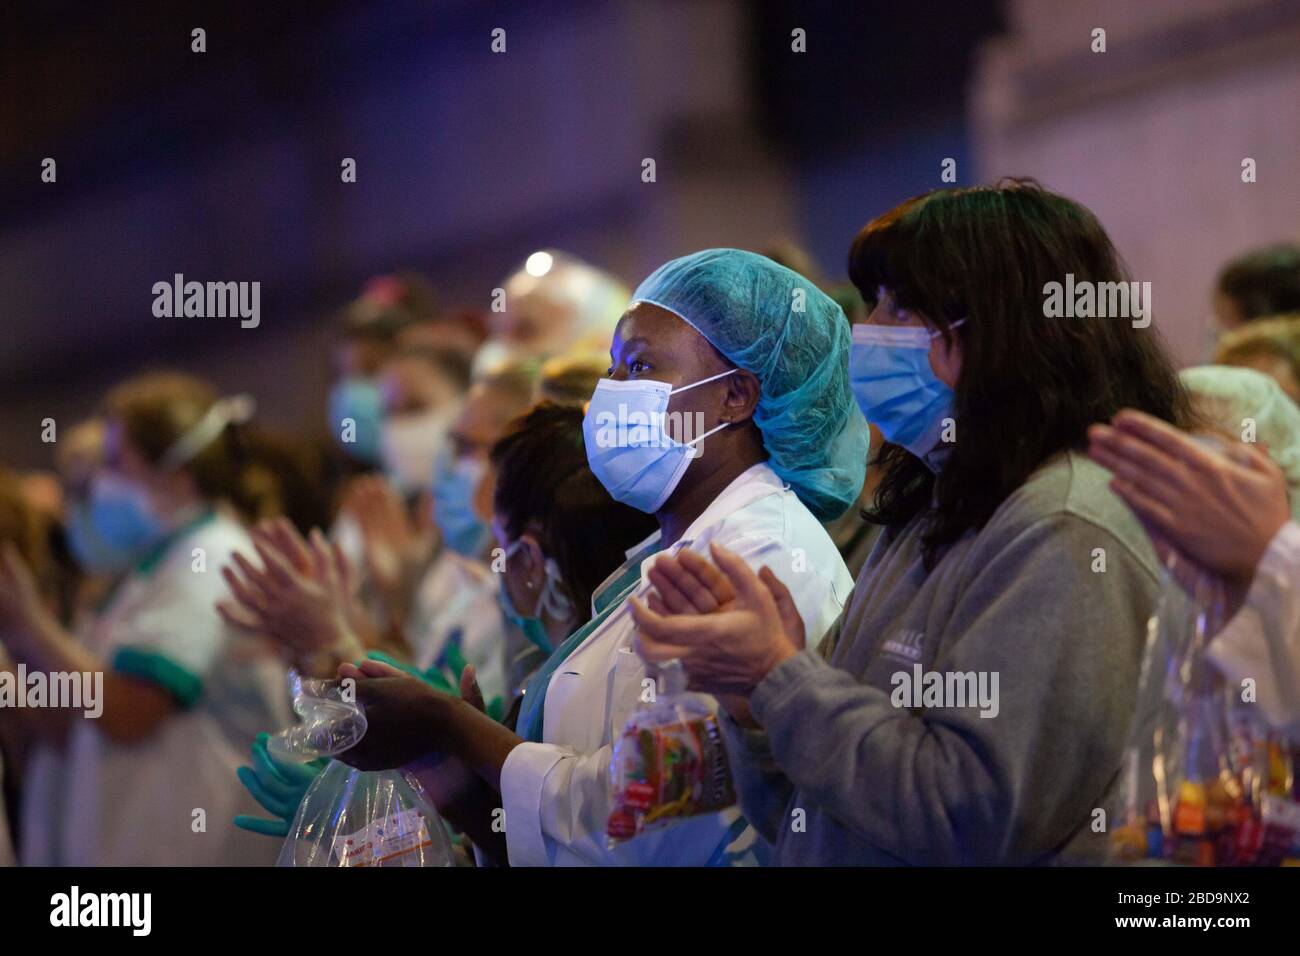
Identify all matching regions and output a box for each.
[849,179,1196,567]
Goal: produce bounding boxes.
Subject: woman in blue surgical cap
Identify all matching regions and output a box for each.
[334,248,869,866]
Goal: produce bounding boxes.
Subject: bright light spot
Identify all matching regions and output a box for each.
[525,251,554,277]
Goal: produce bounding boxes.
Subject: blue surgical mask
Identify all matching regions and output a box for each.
[583,369,736,513]
[328,377,384,465]
[849,322,963,460]
[497,540,576,654]
[431,451,490,557]
[81,473,166,563]
[64,498,138,575]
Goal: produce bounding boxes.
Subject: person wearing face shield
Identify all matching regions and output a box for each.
[334,248,867,867]
[0,372,292,866]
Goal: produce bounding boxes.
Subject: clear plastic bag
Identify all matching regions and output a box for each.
[269,670,455,867]
[277,761,455,867]
[1112,551,1300,865]
[266,670,368,763]
[606,660,736,847]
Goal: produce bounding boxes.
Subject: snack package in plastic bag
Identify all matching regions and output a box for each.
[269,671,455,867]
[278,760,455,867]
[1112,550,1300,865]
[606,659,736,847]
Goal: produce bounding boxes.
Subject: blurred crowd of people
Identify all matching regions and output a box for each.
[1,182,1299,866]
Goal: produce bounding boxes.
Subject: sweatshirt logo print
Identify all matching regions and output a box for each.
[881,628,924,663]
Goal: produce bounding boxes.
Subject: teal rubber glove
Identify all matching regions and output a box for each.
[367,648,505,722]
[234,732,328,838]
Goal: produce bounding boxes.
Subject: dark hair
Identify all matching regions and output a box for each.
[491,403,657,624]
[1217,243,1300,321]
[848,179,1196,568]
[102,371,266,522]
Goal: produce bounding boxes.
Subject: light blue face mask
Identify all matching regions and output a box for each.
[497,538,575,655]
[328,377,384,465]
[431,451,491,557]
[64,496,142,575]
[77,473,167,567]
[849,321,964,461]
[582,369,736,513]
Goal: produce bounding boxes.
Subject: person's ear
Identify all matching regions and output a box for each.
[515,532,547,586]
[720,370,761,425]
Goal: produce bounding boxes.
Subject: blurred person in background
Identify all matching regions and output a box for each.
[473,250,629,377]
[224,403,659,854]
[225,361,540,719]
[1213,242,1300,331]
[535,352,610,407]
[376,345,473,495]
[1088,410,1299,733]
[0,464,59,867]
[1179,365,1300,519]
[1213,313,1300,405]
[1,372,291,866]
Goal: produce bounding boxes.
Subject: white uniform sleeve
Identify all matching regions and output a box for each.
[1208,521,1300,733]
[499,532,845,866]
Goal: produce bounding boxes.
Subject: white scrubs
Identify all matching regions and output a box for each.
[408,550,512,715]
[1208,520,1300,734]
[21,509,291,866]
[500,463,853,866]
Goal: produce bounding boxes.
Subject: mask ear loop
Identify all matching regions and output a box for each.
[666,367,737,396]
[669,368,740,450]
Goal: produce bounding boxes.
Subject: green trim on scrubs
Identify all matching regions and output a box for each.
[103,510,219,709]
[133,509,218,577]
[112,646,204,708]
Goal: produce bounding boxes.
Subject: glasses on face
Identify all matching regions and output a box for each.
[866,287,966,339]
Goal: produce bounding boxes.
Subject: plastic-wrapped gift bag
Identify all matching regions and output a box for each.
[277,760,455,867]
[268,670,455,867]
[1112,549,1300,865]
[606,659,736,848]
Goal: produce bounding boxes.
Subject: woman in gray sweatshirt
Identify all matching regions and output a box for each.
[632,180,1198,865]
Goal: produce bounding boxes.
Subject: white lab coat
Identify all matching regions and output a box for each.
[21,509,291,866]
[500,463,853,866]
[1208,520,1300,734]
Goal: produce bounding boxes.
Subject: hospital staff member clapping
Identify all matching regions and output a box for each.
[632,182,1195,865]
[1,372,290,865]
[336,248,869,866]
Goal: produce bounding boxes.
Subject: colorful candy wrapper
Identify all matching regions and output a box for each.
[1112,549,1300,865]
[606,659,736,846]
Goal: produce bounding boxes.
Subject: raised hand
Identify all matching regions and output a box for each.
[630,542,804,697]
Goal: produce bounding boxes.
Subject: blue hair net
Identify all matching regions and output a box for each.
[1181,365,1300,521]
[632,248,869,521]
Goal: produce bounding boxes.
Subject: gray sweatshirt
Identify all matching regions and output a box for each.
[724,451,1160,865]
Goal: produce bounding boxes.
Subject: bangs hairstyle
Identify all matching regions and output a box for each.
[849,178,1196,567]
